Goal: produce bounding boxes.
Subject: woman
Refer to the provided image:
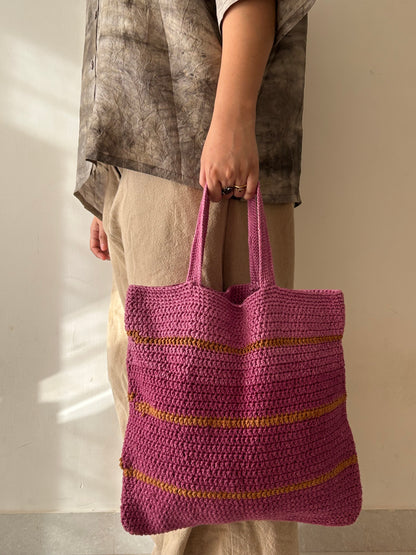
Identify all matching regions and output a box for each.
[82,0,316,552]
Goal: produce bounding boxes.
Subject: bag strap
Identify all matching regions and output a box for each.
[186,182,276,288]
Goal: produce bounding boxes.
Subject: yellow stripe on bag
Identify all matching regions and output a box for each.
[119,453,358,499]
[126,331,343,354]
[127,392,347,428]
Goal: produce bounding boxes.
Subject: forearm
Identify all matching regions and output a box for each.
[212,0,276,124]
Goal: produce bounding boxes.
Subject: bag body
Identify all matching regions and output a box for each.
[119,183,362,535]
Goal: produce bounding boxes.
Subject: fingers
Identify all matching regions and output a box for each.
[201,163,251,203]
[90,217,111,261]
[200,170,259,203]
[200,163,229,202]
[207,175,234,203]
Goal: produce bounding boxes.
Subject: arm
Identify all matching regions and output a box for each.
[199,0,276,201]
[215,0,276,120]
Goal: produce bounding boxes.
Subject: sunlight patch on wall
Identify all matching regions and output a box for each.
[38,298,115,424]
[0,32,80,150]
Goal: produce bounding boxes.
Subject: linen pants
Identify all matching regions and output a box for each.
[102,165,299,555]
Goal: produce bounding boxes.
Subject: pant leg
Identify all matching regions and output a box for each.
[102,165,129,438]
[102,167,298,555]
[222,199,299,555]
[224,197,295,291]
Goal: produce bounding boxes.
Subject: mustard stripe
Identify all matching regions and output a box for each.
[127,392,347,428]
[126,331,343,355]
[119,453,358,499]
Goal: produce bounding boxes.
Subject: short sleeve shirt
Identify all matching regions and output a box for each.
[74,0,317,219]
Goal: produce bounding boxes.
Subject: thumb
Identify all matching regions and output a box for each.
[199,166,206,190]
[244,173,259,201]
[98,222,108,251]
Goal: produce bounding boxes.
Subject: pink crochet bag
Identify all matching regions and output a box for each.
[119,182,362,535]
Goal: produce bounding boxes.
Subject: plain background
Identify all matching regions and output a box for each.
[0,0,415,518]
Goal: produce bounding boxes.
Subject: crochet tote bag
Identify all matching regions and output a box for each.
[119,182,362,535]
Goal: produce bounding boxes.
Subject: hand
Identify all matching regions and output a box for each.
[90,216,111,260]
[199,108,259,203]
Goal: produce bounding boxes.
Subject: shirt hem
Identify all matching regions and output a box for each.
[92,152,303,207]
[75,151,302,219]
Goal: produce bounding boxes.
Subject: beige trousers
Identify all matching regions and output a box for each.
[102,166,299,555]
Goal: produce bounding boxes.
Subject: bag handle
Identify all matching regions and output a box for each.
[186,182,276,288]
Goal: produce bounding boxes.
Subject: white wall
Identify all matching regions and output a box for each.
[0,0,120,512]
[0,0,415,520]
[297,0,416,508]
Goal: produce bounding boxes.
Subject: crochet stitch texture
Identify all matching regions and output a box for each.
[119,183,362,535]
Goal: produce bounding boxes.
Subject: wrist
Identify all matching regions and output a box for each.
[211,96,257,126]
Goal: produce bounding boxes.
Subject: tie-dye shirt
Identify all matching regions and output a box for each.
[74,0,317,219]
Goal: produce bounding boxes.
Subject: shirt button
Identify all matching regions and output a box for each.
[90,59,95,70]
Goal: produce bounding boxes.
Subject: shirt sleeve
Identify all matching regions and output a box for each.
[215,0,317,46]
